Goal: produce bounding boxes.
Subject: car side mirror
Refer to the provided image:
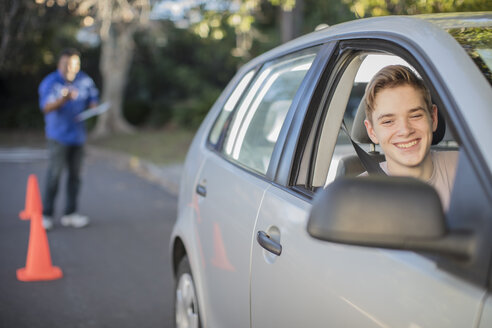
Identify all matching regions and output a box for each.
[307,176,474,260]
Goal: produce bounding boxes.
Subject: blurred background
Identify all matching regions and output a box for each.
[1,0,491,162]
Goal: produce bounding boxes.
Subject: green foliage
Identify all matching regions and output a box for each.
[303,0,354,32]
[270,0,297,11]
[123,100,152,126]
[0,3,82,74]
[448,27,492,84]
[0,101,44,130]
[124,21,241,128]
[344,0,492,17]
[171,86,223,129]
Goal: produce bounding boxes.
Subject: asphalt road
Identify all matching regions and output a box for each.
[0,147,176,327]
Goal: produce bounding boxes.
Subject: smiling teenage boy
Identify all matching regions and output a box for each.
[363,65,458,210]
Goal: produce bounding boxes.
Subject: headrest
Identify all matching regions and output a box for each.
[350,99,446,145]
[351,100,372,144]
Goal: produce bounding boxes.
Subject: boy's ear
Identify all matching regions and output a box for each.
[364,119,379,144]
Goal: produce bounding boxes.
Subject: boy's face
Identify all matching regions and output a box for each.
[364,84,438,173]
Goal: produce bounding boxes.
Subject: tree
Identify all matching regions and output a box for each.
[36,0,152,138]
[272,0,303,43]
[188,0,305,60]
[78,0,152,137]
[0,0,73,73]
[0,0,25,71]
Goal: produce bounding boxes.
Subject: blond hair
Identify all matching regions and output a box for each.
[364,65,432,122]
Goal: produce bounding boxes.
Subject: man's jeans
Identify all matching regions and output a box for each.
[43,140,84,217]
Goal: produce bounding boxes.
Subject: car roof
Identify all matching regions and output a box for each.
[249,12,492,65]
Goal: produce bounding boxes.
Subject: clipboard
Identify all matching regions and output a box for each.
[76,102,111,122]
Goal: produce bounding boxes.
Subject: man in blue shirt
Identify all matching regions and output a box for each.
[39,48,99,230]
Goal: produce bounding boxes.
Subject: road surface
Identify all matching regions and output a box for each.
[0,147,176,327]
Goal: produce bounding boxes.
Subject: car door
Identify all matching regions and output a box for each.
[479,295,492,327]
[250,39,492,327]
[194,47,320,327]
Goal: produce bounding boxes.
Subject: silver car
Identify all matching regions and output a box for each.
[170,12,492,328]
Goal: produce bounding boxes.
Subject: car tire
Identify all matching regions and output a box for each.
[175,256,201,328]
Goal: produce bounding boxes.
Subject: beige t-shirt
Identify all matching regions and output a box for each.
[377,150,459,210]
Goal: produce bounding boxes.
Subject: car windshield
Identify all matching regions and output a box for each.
[447,26,492,85]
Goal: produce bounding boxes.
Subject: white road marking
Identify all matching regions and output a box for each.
[0,148,48,162]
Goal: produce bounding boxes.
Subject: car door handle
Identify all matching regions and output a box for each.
[196,184,207,197]
[257,231,282,256]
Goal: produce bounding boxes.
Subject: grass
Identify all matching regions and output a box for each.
[0,126,197,166]
[0,130,47,148]
[89,127,196,165]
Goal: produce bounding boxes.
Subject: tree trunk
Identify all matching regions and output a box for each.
[91,24,136,138]
[280,0,304,43]
[0,0,19,69]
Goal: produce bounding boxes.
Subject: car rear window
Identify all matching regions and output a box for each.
[448,26,492,85]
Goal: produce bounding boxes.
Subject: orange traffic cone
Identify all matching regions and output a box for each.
[17,175,63,282]
[19,174,43,220]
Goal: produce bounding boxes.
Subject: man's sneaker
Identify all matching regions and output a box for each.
[42,216,54,230]
[60,213,90,228]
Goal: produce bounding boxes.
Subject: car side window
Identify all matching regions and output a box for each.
[219,47,319,175]
[208,70,256,146]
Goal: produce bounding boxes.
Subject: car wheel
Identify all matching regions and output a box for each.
[175,256,200,328]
